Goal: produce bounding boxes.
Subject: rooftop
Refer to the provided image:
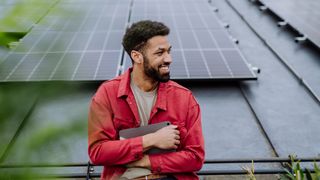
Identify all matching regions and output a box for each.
[0,0,319,178]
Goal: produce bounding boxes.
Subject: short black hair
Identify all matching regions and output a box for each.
[122,20,170,60]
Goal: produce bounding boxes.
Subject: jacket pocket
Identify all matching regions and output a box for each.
[113,116,135,131]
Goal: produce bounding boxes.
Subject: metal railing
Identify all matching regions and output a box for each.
[1,157,319,179]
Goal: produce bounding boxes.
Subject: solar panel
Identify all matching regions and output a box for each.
[33,3,130,32]
[0,0,256,82]
[258,0,320,48]
[0,0,129,81]
[123,0,256,80]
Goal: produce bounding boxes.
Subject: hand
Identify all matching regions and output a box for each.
[145,125,180,150]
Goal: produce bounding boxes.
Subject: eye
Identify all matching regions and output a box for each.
[156,51,163,56]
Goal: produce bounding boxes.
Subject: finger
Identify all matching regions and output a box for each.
[170,125,178,129]
[175,140,180,145]
[174,130,180,135]
[175,135,180,140]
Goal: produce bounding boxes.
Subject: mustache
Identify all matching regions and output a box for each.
[159,62,171,67]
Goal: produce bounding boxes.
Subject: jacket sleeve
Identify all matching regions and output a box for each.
[88,85,144,165]
[149,94,205,173]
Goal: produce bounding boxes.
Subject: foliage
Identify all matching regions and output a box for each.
[243,160,257,180]
[282,155,320,180]
[0,0,87,179]
[0,82,89,179]
[0,0,58,46]
[243,156,320,180]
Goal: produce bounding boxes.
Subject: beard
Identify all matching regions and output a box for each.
[143,54,170,82]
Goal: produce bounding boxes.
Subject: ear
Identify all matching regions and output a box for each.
[130,50,143,64]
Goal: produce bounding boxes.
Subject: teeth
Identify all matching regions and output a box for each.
[160,66,169,69]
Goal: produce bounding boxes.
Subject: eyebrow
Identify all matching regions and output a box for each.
[155,46,172,52]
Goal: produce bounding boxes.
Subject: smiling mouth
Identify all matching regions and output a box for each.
[159,65,170,73]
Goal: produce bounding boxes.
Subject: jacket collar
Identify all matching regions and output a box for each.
[117,68,167,111]
[117,68,132,98]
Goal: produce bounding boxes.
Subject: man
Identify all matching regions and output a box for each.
[88,20,205,180]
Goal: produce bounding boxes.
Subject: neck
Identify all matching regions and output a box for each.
[131,67,158,92]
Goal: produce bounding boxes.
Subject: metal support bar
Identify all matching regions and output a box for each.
[259,5,268,11]
[86,161,94,180]
[1,157,319,178]
[0,163,88,168]
[205,157,320,163]
[19,168,320,179]
[247,64,260,74]
[1,157,319,168]
[294,35,308,43]
[277,21,288,27]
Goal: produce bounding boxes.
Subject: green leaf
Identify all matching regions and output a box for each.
[284,168,296,180]
[305,168,312,180]
[313,162,320,180]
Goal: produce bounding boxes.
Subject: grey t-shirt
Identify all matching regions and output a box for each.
[130,78,157,126]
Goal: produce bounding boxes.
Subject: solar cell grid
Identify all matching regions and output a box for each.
[7,53,43,81]
[0,29,53,81]
[0,0,128,81]
[122,0,256,80]
[0,53,24,80]
[29,52,63,80]
[131,2,222,29]
[72,52,101,80]
[33,3,130,32]
[50,52,82,80]
[94,51,121,80]
[203,50,231,77]
[0,0,256,81]
[184,50,210,78]
[169,51,188,78]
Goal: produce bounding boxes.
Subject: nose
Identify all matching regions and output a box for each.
[164,53,172,64]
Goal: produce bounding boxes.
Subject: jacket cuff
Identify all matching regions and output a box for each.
[149,154,164,173]
[130,136,144,161]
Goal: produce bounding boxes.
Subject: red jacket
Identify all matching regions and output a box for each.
[88,69,205,180]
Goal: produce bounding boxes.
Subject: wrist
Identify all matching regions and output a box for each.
[141,155,151,169]
[142,133,156,151]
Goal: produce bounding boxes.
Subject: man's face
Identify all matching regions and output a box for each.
[141,35,172,82]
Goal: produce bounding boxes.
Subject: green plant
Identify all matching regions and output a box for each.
[314,162,320,180]
[242,156,320,180]
[243,160,256,180]
[281,155,320,180]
